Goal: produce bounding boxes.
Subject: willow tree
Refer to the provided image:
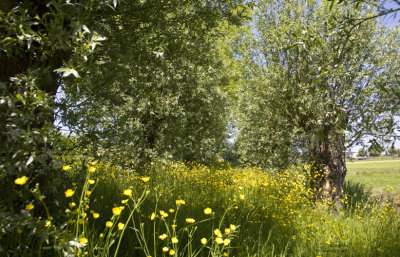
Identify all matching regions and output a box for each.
[235,0,400,204]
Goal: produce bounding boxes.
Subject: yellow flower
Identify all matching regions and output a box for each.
[112,207,124,216]
[171,224,177,228]
[121,199,129,204]
[93,213,100,219]
[81,212,87,218]
[44,220,51,227]
[214,229,222,237]
[225,228,231,235]
[141,177,150,182]
[171,237,178,244]
[62,165,71,171]
[169,209,175,213]
[86,190,92,196]
[69,202,76,208]
[80,237,88,245]
[118,222,124,230]
[229,224,236,231]
[239,194,245,200]
[162,247,169,252]
[150,212,156,220]
[65,189,75,197]
[223,239,231,246]
[123,189,132,197]
[201,238,207,245]
[14,176,28,185]
[185,218,195,223]
[159,210,168,218]
[88,166,96,173]
[106,221,113,228]
[17,228,23,234]
[223,252,228,257]
[204,207,212,215]
[25,204,34,211]
[215,237,224,244]
[169,249,175,256]
[176,199,185,205]
[88,179,95,184]
[159,234,167,240]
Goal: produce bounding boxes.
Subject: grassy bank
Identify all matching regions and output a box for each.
[2,160,400,257]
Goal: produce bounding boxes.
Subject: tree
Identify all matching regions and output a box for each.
[358,148,368,157]
[388,142,398,156]
[235,0,400,204]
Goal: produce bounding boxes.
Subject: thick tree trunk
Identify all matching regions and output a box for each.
[318,126,347,206]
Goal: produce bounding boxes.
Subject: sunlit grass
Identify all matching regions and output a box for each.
[2,157,400,256]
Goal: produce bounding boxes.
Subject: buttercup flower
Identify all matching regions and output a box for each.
[62,165,71,171]
[215,237,224,244]
[171,237,178,244]
[112,206,124,216]
[185,218,195,223]
[159,234,167,240]
[93,213,100,219]
[25,204,34,211]
[80,237,88,245]
[223,239,231,246]
[204,207,212,215]
[88,179,95,184]
[229,224,236,231]
[65,189,75,197]
[176,199,185,205]
[201,238,207,245]
[162,247,169,252]
[88,166,96,173]
[159,210,168,218]
[169,249,175,255]
[14,176,28,185]
[214,229,222,237]
[239,194,245,200]
[118,222,124,230]
[106,221,113,228]
[141,177,150,182]
[123,189,132,197]
[150,212,156,220]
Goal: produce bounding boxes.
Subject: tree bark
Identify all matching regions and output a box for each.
[318,125,347,207]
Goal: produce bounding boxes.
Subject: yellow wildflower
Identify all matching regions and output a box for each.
[141,177,150,182]
[65,189,75,197]
[176,199,185,205]
[150,212,156,220]
[214,229,222,237]
[201,238,207,245]
[204,207,212,215]
[169,249,175,255]
[69,202,76,208]
[229,224,236,231]
[159,234,167,240]
[225,228,231,235]
[169,209,175,213]
[44,220,51,227]
[171,237,178,244]
[185,218,195,223]
[88,179,95,184]
[62,165,71,171]
[121,199,129,204]
[159,210,168,218]
[112,207,124,216]
[123,189,132,197]
[239,194,245,200]
[25,204,34,211]
[162,247,169,252]
[88,166,96,173]
[106,221,113,228]
[86,190,92,196]
[118,222,124,230]
[93,213,100,219]
[14,176,28,185]
[80,237,88,245]
[215,237,224,244]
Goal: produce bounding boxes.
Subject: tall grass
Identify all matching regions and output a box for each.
[2,159,400,256]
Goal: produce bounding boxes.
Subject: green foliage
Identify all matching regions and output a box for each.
[234,0,400,170]
[358,148,368,157]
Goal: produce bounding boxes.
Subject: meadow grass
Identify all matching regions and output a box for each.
[346,158,400,195]
[3,159,400,257]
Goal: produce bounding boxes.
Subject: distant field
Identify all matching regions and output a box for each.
[346,158,400,195]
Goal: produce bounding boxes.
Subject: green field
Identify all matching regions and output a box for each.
[346,158,400,195]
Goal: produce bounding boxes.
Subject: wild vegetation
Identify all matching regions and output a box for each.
[1,0,400,256]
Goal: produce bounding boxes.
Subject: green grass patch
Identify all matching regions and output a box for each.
[346,159,400,195]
